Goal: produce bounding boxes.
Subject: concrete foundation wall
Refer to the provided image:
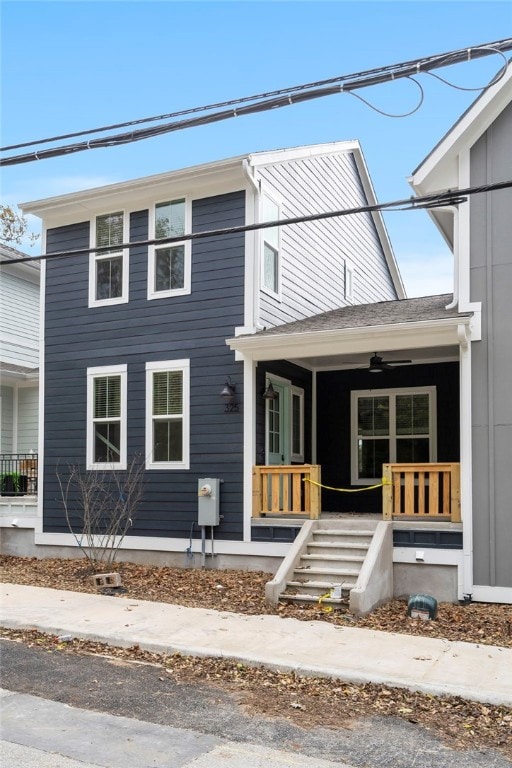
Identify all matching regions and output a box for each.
[393,563,458,603]
[0,528,280,575]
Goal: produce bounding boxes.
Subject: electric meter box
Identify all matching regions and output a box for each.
[197,478,221,526]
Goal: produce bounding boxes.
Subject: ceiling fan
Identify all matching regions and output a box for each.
[368,353,412,373]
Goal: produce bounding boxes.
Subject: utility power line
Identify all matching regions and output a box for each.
[1,38,511,167]
[4,179,511,267]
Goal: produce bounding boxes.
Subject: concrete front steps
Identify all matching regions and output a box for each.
[265,518,393,615]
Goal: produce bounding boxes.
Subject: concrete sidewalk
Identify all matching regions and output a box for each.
[1,583,511,706]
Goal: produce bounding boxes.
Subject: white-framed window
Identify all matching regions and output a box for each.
[350,386,436,485]
[145,359,190,469]
[291,386,304,462]
[89,211,129,307]
[148,199,191,299]
[261,194,280,296]
[345,261,354,302]
[87,364,127,469]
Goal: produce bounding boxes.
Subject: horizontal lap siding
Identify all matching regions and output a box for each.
[0,272,40,367]
[258,153,397,327]
[43,192,245,541]
[470,102,512,589]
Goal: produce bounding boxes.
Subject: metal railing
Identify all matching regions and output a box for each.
[0,453,38,497]
[382,462,460,522]
[252,465,321,518]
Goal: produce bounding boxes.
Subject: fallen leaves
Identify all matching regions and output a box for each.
[1,554,511,649]
[1,626,511,759]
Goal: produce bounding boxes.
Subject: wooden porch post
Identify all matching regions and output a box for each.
[252,466,262,518]
[382,464,393,520]
[309,465,321,520]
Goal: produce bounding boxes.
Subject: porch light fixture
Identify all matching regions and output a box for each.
[220,376,238,412]
[262,380,279,400]
[368,360,384,373]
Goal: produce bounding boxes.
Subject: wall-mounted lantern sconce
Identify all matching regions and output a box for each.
[262,380,279,400]
[220,376,238,413]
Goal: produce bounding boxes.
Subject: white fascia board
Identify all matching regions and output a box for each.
[0,260,40,284]
[20,157,248,225]
[227,317,471,362]
[247,140,360,168]
[393,547,463,566]
[411,65,512,195]
[351,147,406,299]
[33,531,291,558]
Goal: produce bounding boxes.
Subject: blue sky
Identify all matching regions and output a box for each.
[1,1,511,296]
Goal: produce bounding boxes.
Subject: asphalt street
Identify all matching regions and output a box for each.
[1,638,510,768]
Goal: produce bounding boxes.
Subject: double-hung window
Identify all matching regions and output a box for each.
[351,387,436,484]
[87,365,127,469]
[89,212,128,306]
[261,194,280,295]
[148,199,190,299]
[146,360,190,469]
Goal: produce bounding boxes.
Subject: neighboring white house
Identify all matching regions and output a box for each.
[0,244,40,524]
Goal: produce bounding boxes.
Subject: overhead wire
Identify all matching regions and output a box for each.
[1,38,511,166]
[3,179,511,267]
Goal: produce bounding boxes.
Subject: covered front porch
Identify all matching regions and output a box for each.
[228,295,476,601]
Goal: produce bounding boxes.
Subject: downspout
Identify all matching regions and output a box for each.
[242,159,264,332]
[444,206,459,311]
[458,323,473,601]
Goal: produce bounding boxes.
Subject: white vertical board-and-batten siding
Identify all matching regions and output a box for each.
[256,152,397,328]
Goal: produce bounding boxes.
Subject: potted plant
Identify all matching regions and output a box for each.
[0,472,28,496]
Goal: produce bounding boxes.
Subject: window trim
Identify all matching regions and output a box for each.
[86,364,127,470]
[88,211,129,308]
[147,198,191,300]
[260,192,281,298]
[350,386,437,485]
[345,260,354,302]
[290,386,305,463]
[145,359,190,470]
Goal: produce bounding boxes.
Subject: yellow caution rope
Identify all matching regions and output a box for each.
[303,477,389,493]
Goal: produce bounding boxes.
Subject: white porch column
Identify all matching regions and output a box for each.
[459,324,473,600]
[242,354,256,542]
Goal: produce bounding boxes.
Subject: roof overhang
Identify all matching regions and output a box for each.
[20,156,249,227]
[409,64,512,246]
[0,364,39,383]
[227,316,472,365]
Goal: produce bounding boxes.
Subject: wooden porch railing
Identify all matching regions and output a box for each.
[252,465,321,519]
[382,463,461,522]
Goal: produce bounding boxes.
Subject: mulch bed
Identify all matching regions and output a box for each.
[1,554,511,648]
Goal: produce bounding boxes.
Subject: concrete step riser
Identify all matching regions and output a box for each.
[286,583,356,597]
[279,593,348,607]
[298,556,362,571]
[294,566,360,577]
[312,534,373,546]
[306,545,368,559]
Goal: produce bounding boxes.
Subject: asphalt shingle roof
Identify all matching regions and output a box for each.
[251,294,470,338]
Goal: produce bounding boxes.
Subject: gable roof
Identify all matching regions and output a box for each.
[411,63,512,195]
[409,62,512,249]
[19,141,363,219]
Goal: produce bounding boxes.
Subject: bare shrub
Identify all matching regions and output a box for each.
[57,456,145,569]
